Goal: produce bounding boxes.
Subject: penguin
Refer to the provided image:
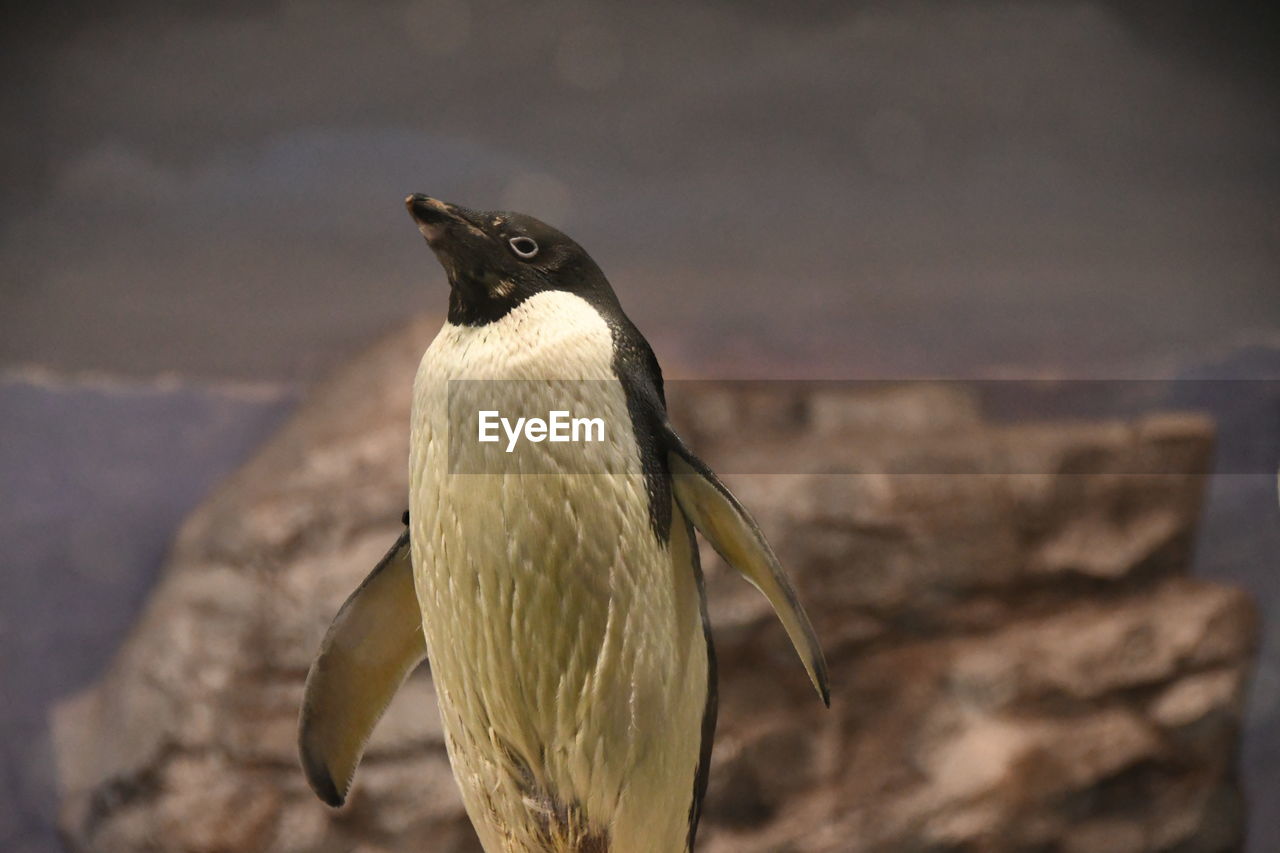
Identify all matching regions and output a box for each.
[298,195,829,853]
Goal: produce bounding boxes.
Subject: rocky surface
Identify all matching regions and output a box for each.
[54,319,1257,852]
[0,373,297,853]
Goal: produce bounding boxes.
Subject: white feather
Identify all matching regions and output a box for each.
[410,291,708,853]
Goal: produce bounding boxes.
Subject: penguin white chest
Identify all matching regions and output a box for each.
[408,292,708,853]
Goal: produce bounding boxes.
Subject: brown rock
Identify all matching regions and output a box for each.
[54,321,1257,852]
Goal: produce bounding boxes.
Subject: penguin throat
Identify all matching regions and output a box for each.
[447,273,532,327]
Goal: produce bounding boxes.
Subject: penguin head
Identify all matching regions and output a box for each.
[405,194,615,326]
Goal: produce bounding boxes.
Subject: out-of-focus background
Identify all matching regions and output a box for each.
[2,2,1277,852]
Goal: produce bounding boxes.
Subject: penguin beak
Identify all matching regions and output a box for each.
[405,194,501,295]
[405,194,453,246]
[405,194,484,248]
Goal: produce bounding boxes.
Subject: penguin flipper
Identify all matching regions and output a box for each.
[298,526,425,806]
[666,431,830,706]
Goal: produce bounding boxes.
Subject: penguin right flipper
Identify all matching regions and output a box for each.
[665,429,830,707]
[298,526,425,806]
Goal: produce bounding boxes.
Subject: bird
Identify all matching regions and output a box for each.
[298,195,829,852]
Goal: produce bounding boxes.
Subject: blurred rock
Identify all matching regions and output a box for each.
[54,320,1257,852]
[0,372,299,853]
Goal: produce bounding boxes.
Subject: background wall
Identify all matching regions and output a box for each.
[5,1,1279,380]
[2,2,1277,852]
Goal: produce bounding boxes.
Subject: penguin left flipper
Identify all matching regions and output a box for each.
[666,428,831,707]
[298,526,426,806]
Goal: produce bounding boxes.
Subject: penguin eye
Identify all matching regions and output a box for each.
[508,236,539,259]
